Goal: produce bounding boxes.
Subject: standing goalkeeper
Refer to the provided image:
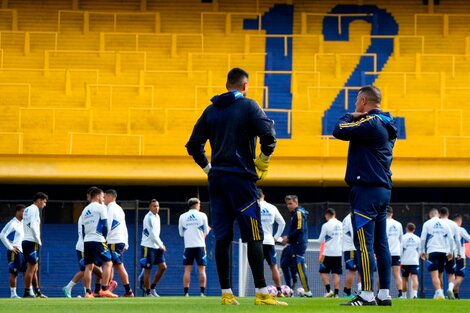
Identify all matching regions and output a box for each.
[186,68,286,306]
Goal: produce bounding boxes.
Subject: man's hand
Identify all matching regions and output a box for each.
[254,153,270,180]
[447,253,453,261]
[351,112,368,121]
[161,245,167,253]
[421,253,426,260]
[202,163,211,175]
[281,236,289,246]
[11,246,20,254]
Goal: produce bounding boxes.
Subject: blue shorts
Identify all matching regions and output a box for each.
[7,251,26,275]
[22,240,39,265]
[319,256,343,274]
[445,257,456,274]
[263,244,277,266]
[401,265,419,277]
[344,251,358,271]
[183,247,207,266]
[455,258,466,277]
[140,247,165,269]
[426,252,447,273]
[76,250,85,271]
[208,172,263,243]
[108,243,126,265]
[391,255,401,266]
[84,242,111,265]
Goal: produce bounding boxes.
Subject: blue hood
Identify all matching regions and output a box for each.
[210,91,244,108]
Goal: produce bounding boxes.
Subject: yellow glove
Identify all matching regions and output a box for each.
[254,153,270,180]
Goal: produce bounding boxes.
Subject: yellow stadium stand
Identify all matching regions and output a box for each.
[1,0,470,185]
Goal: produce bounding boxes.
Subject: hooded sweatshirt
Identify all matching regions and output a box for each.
[333,109,398,189]
[186,91,276,180]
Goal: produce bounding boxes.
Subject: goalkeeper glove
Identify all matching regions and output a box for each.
[254,153,270,180]
[202,163,211,175]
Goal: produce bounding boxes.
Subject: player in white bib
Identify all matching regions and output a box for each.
[178,198,209,296]
[22,192,48,298]
[342,212,360,297]
[452,214,470,299]
[439,207,462,300]
[258,189,286,296]
[386,206,403,298]
[0,204,26,298]
[140,199,167,297]
[105,189,134,297]
[317,208,343,298]
[80,188,117,298]
[401,222,420,299]
[421,208,453,300]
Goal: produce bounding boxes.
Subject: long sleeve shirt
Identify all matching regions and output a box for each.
[387,218,403,256]
[106,201,129,249]
[287,207,309,245]
[421,217,453,254]
[23,204,42,245]
[0,217,23,252]
[317,218,343,257]
[141,211,164,249]
[178,209,209,248]
[260,200,286,245]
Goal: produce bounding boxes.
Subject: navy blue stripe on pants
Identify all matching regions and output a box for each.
[350,185,391,292]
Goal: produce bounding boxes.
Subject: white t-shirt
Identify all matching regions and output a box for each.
[458,227,470,258]
[401,232,420,266]
[23,204,41,245]
[260,200,286,245]
[0,217,24,252]
[80,202,108,243]
[386,218,403,256]
[318,217,343,257]
[106,201,129,249]
[76,215,84,252]
[178,209,209,248]
[421,217,453,254]
[342,214,355,252]
[441,218,462,257]
[141,211,164,249]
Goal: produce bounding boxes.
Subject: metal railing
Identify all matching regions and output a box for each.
[300,13,372,35]
[200,12,262,35]
[414,13,470,37]
[244,34,323,56]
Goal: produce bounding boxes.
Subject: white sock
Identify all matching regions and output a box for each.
[357,282,362,292]
[222,288,233,294]
[448,282,454,291]
[10,287,17,297]
[377,289,390,300]
[256,287,268,295]
[359,291,374,302]
[65,281,77,290]
[29,286,34,296]
[84,287,87,294]
[412,290,418,298]
[436,289,443,296]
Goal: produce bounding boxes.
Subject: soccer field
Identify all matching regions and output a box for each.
[0,297,468,313]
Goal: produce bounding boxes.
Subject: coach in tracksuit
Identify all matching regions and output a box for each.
[186,68,286,306]
[333,85,398,306]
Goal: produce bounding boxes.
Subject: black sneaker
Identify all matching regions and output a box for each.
[377,297,392,306]
[341,295,377,306]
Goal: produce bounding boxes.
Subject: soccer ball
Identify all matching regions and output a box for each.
[281,285,293,297]
[296,287,305,297]
[267,285,278,295]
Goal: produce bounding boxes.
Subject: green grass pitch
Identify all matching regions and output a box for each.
[0,297,468,313]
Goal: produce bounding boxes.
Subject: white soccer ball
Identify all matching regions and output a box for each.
[281,285,293,297]
[267,285,278,295]
[296,287,305,297]
[77,295,82,298]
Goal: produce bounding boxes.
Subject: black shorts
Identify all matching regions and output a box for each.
[455,258,466,277]
[319,256,343,274]
[140,247,165,269]
[7,251,26,275]
[391,255,401,266]
[22,240,39,265]
[263,244,278,266]
[208,172,263,243]
[426,252,447,273]
[343,250,358,271]
[401,265,419,277]
[445,257,456,274]
[108,243,126,265]
[84,242,111,265]
[183,247,207,266]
